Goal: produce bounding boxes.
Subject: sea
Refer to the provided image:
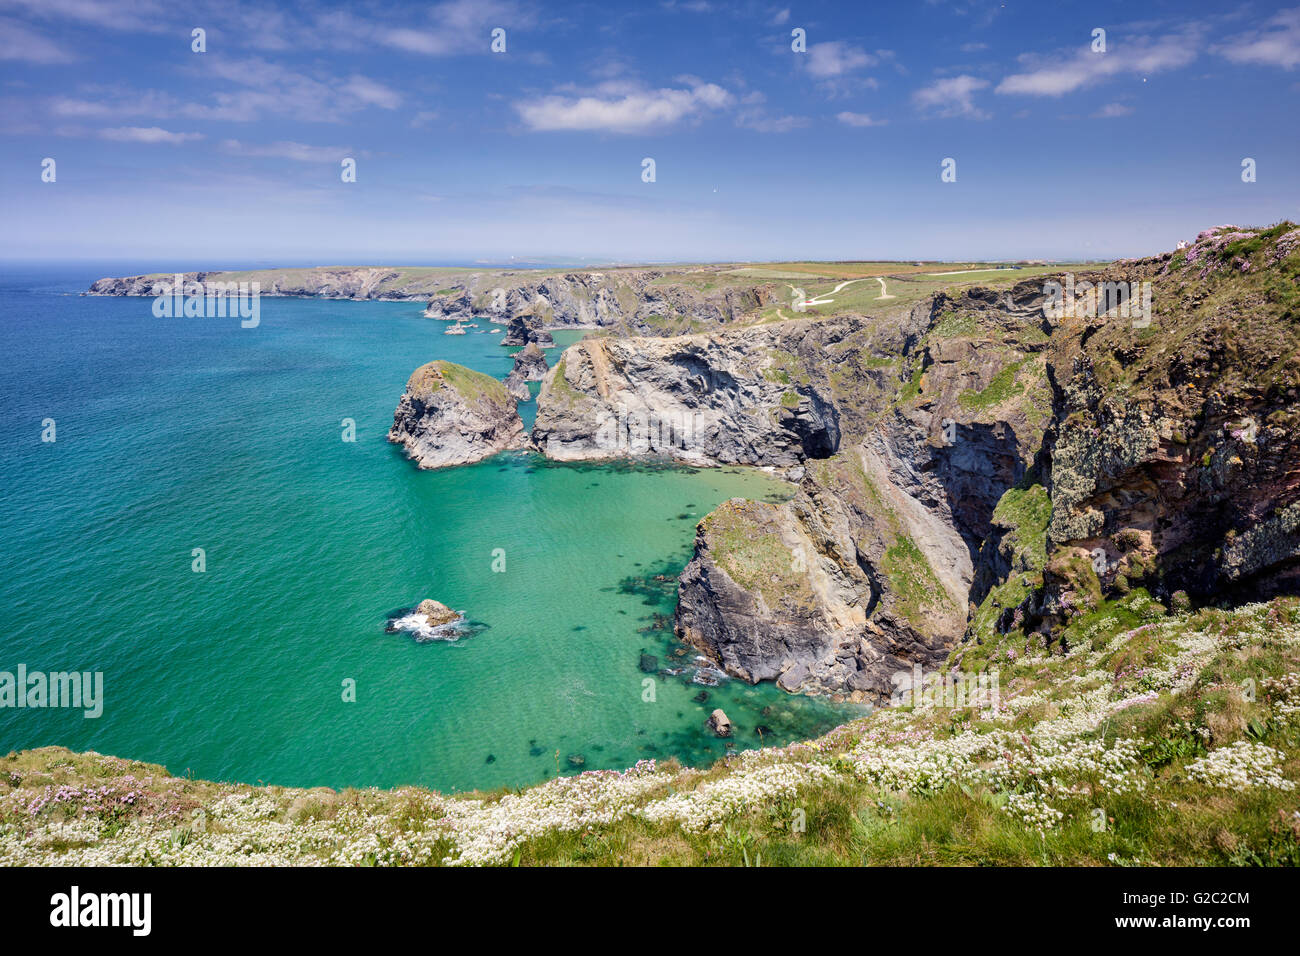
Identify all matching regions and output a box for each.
[0,263,860,792]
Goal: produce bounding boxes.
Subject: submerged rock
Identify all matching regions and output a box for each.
[388,360,526,469]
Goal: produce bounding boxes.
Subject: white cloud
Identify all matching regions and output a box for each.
[100,126,202,145]
[912,74,990,118]
[1091,102,1133,118]
[50,60,404,125]
[1,0,170,32]
[377,0,532,56]
[732,89,807,132]
[514,82,733,133]
[996,29,1199,96]
[1213,8,1300,70]
[0,16,74,62]
[341,75,402,110]
[221,139,350,163]
[836,111,886,127]
[805,41,875,78]
[736,110,808,133]
[772,8,790,26]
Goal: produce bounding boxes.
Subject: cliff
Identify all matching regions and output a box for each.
[388,360,526,468]
[504,342,549,402]
[88,266,470,301]
[530,222,1300,703]
[26,223,1300,865]
[423,269,776,338]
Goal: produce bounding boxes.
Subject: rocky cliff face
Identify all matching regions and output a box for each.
[530,222,1300,702]
[531,311,923,466]
[499,312,555,348]
[89,267,455,301]
[424,269,775,338]
[388,360,526,468]
[1036,224,1300,624]
[88,265,776,341]
[504,342,549,402]
[670,292,1052,700]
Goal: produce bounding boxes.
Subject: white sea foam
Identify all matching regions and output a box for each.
[388,611,469,642]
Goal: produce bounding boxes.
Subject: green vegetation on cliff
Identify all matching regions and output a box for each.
[413,360,511,406]
[700,499,815,610]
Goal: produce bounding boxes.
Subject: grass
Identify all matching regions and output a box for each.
[546,357,587,405]
[958,359,1028,410]
[882,533,950,624]
[701,500,815,609]
[415,360,510,406]
[967,484,1052,649]
[930,310,979,338]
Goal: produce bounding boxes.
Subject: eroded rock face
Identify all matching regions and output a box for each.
[531,314,920,466]
[1040,225,1300,616]
[528,288,1053,700]
[388,360,526,469]
[416,599,460,627]
[90,267,442,300]
[500,312,554,348]
[677,440,994,702]
[423,270,775,338]
[504,342,549,402]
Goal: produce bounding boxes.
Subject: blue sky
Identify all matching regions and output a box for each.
[2,0,1299,264]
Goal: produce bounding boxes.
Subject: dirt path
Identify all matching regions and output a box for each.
[788,275,894,308]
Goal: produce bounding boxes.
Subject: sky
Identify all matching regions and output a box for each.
[1,0,1299,265]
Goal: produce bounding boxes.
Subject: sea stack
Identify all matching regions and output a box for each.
[504,342,550,402]
[500,310,555,348]
[388,360,526,468]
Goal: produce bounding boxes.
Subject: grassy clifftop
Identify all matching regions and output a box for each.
[409,360,511,407]
[4,594,1297,866]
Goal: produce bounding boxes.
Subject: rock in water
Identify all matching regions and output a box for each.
[708,709,732,737]
[504,374,531,403]
[504,342,549,402]
[500,310,555,348]
[416,599,460,628]
[388,360,526,469]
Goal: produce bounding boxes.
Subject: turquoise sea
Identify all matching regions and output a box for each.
[0,266,859,792]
